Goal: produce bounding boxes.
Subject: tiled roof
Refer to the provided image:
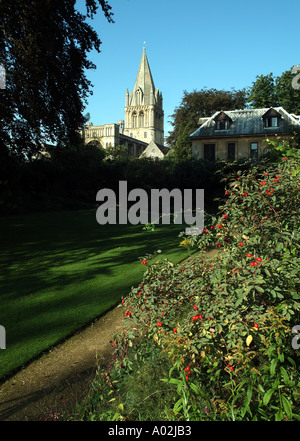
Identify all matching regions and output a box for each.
[189,107,300,139]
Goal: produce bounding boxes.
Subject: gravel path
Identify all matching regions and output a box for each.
[0,305,125,421]
[0,250,217,421]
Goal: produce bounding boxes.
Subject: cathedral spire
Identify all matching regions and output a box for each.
[124,48,164,145]
[131,47,155,106]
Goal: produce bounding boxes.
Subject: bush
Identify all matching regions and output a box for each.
[98,145,300,422]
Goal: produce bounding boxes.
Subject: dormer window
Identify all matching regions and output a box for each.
[214,112,232,130]
[262,109,281,128]
[216,119,230,130]
[264,117,279,127]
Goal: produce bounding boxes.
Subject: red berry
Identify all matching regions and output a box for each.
[256,257,262,262]
[157,322,162,327]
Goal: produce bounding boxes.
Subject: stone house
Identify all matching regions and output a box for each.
[189,107,300,161]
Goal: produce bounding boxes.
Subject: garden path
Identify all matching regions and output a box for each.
[0,249,218,421]
[0,304,125,421]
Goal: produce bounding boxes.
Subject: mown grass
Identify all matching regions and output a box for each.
[0,209,191,381]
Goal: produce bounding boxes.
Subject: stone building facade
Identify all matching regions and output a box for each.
[189,107,300,161]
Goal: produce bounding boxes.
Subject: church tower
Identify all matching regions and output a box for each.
[124,48,164,145]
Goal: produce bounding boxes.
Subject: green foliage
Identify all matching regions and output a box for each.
[167,88,247,148]
[0,0,114,158]
[105,144,129,159]
[247,73,278,108]
[0,153,225,214]
[247,69,300,114]
[77,142,300,421]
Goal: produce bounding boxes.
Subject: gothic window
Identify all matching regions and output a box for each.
[136,88,142,106]
[139,111,144,127]
[132,112,137,128]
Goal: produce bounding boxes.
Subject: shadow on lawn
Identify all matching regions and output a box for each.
[0,209,190,379]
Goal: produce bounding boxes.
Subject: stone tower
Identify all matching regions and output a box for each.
[124,48,164,145]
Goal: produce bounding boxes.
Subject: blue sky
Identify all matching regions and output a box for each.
[77,0,300,140]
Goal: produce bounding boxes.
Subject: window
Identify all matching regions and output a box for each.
[204,144,215,161]
[132,112,137,128]
[214,112,232,130]
[139,111,144,127]
[216,120,230,130]
[262,109,281,128]
[228,143,235,161]
[264,117,279,127]
[136,88,142,106]
[250,142,258,160]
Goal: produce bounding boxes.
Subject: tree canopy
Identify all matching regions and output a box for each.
[247,68,300,114]
[0,0,114,159]
[166,87,247,151]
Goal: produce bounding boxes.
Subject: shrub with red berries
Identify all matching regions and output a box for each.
[110,142,300,421]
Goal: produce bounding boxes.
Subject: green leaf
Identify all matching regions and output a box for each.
[173,398,183,414]
[263,388,274,406]
[282,396,292,420]
[241,384,253,417]
[275,408,283,421]
[270,359,278,377]
[280,367,291,387]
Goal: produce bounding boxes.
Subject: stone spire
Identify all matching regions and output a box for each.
[130,47,156,106]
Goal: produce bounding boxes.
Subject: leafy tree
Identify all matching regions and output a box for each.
[105,144,129,159]
[167,88,247,149]
[247,73,278,108]
[0,0,114,159]
[275,69,300,115]
[247,69,300,114]
[171,122,194,162]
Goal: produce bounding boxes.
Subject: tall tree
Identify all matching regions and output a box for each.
[0,0,114,159]
[247,69,300,114]
[167,88,247,148]
[275,69,300,115]
[246,73,278,108]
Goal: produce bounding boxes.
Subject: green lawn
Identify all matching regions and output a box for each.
[0,209,191,380]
